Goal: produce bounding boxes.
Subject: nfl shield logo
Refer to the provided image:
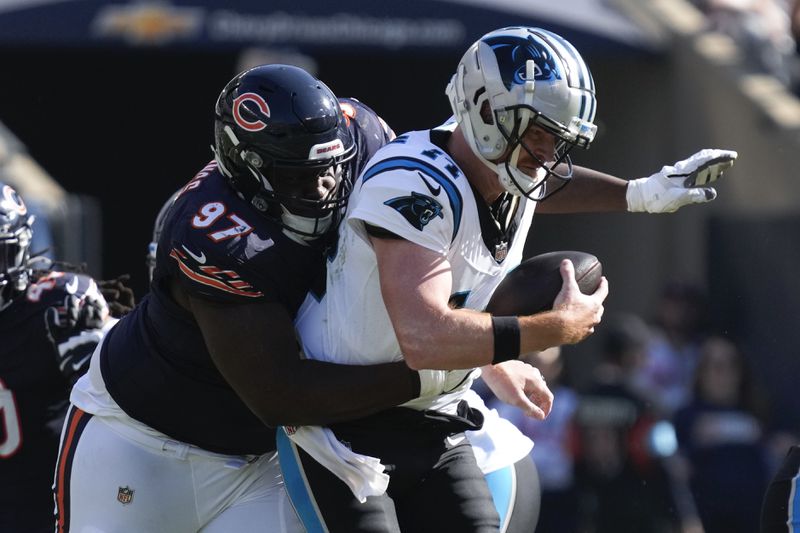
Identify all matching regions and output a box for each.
[117,486,134,505]
[494,242,508,262]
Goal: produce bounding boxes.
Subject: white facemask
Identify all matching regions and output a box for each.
[280,206,333,244]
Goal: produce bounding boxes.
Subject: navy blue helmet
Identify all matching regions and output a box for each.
[0,182,33,310]
[214,64,356,238]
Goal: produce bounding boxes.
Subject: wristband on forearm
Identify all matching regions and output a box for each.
[491,315,520,364]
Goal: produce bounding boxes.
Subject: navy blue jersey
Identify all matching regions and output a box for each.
[0,271,106,532]
[100,99,393,456]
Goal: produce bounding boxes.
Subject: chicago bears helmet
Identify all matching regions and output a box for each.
[0,181,34,310]
[214,64,356,238]
[446,27,597,200]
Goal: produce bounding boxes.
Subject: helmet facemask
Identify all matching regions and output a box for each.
[494,104,590,201]
[0,219,33,312]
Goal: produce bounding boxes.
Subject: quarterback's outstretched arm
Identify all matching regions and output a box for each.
[372,235,607,370]
[538,150,737,214]
[535,165,628,214]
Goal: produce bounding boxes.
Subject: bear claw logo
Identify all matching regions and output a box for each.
[384,192,443,231]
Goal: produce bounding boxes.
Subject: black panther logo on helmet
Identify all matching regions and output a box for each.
[485,34,562,90]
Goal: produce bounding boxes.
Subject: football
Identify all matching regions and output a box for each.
[485,251,603,316]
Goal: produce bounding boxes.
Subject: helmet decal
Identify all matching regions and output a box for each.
[0,184,27,219]
[339,101,357,127]
[486,35,561,89]
[233,92,271,132]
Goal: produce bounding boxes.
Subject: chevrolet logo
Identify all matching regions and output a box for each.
[93,2,204,45]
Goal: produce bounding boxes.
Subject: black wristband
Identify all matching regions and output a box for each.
[491,315,520,364]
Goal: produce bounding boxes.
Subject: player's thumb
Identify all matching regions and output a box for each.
[553,259,579,309]
[686,187,717,204]
[559,259,577,286]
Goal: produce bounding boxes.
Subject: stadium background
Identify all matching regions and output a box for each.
[0,0,797,431]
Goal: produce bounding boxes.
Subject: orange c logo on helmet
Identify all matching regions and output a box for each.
[233,93,271,132]
[1,185,27,216]
[339,101,357,127]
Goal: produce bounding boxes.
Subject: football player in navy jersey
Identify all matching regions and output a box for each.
[53,64,471,533]
[0,181,111,532]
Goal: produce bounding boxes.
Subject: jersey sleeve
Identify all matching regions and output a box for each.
[348,159,461,255]
[159,190,269,305]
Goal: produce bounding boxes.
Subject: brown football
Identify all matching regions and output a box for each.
[485,251,603,316]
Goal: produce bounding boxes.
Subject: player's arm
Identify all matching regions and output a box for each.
[178,284,423,427]
[539,149,737,214]
[535,165,628,213]
[371,235,607,370]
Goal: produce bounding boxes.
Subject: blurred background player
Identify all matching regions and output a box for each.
[632,280,713,416]
[0,181,111,532]
[53,64,463,532]
[571,314,680,533]
[673,335,771,533]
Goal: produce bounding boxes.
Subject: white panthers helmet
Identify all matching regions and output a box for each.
[446,27,597,199]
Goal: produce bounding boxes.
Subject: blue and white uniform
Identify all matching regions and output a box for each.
[286,123,537,532]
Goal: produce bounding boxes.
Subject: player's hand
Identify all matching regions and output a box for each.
[481,360,553,420]
[45,292,108,345]
[626,149,737,213]
[551,259,607,344]
[98,274,136,317]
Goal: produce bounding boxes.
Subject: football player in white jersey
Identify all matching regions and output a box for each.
[286,26,738,532]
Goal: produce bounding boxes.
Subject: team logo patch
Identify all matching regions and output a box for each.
[233,92,271,132]
[384,192,443,231]
[494,242,508,262]
[117,486,134,505]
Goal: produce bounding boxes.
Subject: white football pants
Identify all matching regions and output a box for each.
[54,405,303,533]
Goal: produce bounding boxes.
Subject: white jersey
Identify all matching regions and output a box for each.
[296,125,536,413]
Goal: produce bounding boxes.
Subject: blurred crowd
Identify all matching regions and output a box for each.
[475,279,798,533]
[691,0,800,93]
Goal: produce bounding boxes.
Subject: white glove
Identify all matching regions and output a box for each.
[626,149,738,213]
[417,368,478,398]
